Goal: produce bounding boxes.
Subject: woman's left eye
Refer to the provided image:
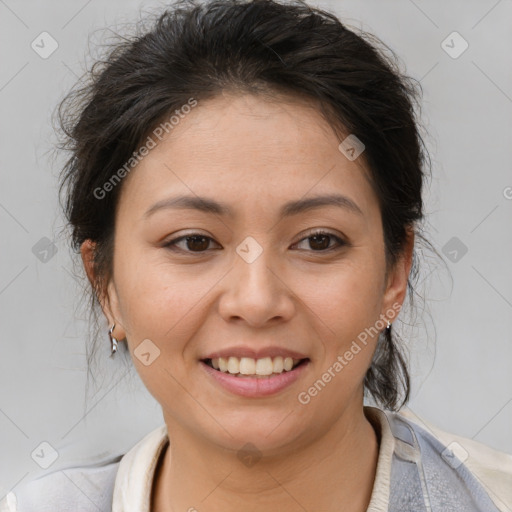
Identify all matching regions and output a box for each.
[293,230,346,252]
[163,230,346,254]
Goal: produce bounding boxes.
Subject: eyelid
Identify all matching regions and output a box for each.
[293,227,345,243]
[162,231,220,253]
[291,229,347,251]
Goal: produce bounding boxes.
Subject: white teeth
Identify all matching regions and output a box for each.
[209,356,302,375]
[273,356,284,373]
[255,357,273,375]
[227,357,239,374]
[239,357,256,375]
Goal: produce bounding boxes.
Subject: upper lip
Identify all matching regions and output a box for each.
[202,346,309,360]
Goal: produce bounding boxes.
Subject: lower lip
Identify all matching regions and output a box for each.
[199,360,310,398]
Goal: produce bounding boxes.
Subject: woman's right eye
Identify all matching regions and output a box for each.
[163,234,221,253]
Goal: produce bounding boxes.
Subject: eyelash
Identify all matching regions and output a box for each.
[162,229,347,255]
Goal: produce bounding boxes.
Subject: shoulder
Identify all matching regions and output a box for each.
[1,424,169,512]
[389,408,512,512]
[0,457,121,512]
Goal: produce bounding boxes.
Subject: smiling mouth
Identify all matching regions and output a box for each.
[202,357,309,378]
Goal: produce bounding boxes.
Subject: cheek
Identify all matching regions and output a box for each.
[114,251,233,361]
[304,257,385,338]
[113,250,200,343]
[113,256,210,402]
[295,265,384,410]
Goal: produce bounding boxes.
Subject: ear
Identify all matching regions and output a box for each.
[380,226,415,322]
[80,239,126,339]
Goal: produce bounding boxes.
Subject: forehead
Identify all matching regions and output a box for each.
[118,93,377,221]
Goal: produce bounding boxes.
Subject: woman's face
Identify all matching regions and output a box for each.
[85,92,412,453]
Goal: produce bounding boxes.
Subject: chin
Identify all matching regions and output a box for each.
[206,413,307,455]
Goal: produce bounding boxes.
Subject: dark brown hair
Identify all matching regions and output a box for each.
[57,0,437,411]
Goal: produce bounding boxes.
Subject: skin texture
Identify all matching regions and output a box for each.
[81,92,414,511]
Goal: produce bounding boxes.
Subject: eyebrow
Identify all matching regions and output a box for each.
[143,193,364,219]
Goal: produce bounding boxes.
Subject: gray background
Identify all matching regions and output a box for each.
[1,0,511,498]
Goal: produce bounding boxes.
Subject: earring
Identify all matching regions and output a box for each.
[386,320,391,330]
[108,323,119,357]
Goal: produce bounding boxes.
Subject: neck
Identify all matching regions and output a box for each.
[152,405,379,512]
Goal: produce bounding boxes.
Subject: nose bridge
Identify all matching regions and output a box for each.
[218,234,294,325]
[234,235,279,298]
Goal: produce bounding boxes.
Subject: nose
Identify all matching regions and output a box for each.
[217,246,296,328]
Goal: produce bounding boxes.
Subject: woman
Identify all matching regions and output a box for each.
[2,0,511,510]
